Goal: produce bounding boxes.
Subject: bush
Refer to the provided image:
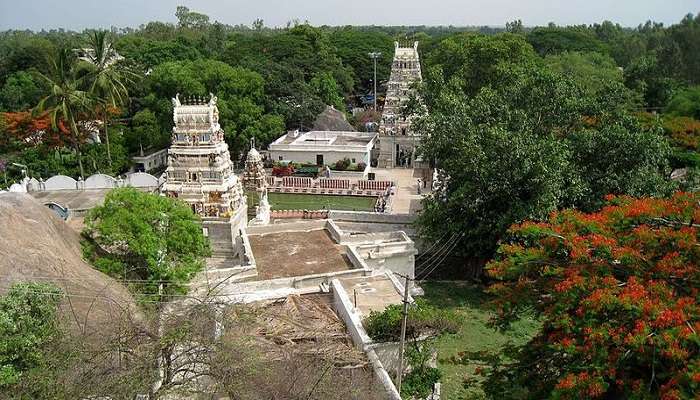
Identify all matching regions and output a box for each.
[333,158,351,171]
[401,366,441,399]
[356,162,367,171]
[363,299,459,342]
[272,164,294,177]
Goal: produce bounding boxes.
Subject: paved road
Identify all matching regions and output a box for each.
[373,168,430,215]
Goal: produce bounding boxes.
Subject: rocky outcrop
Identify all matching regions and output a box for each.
[0,193,136,331]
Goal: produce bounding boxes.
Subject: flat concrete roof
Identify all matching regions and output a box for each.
[30,189,112,211]
[339,274,403,316]
[247,229,353,280]
[273,131,375,147]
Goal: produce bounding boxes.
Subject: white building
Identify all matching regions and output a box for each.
[268,130,377,166]
[131,148,168,173]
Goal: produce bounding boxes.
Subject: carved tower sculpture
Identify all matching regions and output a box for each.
[162,94,246,221]
[377,41,423,168]
[242,139,268,192]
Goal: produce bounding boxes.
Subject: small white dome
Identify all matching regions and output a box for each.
[246,147,261,162]
[9,183,26,193]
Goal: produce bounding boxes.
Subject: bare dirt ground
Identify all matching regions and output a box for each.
[247,229,353,280]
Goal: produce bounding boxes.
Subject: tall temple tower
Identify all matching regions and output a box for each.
[162,94,247,228]
[377,41,423,168]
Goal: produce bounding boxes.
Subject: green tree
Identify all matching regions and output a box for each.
[567,121,674,210]
[417,83,574,258]
[426,33,539,97]
[0,71,45,112]
[124,109,165,154]
[145,59,284,158]
[329,28,394,93]
[175,6,210,30]
[545,51,623,96]
[82,188,210,300]
[505,19,524,34]
[624,54,679,109]
[417,63,672,259]
[665,85,700,119]
[527,26,605,56]
[310,71,344,110]
[0,282,61,387]
[0,33,55,86]
[115,36,202,68]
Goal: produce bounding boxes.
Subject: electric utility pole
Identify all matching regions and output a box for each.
[396,273,411,390]
[368,52,381,112]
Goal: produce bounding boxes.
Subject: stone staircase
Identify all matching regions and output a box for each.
[204,222,239,269]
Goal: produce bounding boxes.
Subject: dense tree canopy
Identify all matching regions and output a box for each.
[417,40,673,257]
[143,59,284,157]
[544,51,623,96]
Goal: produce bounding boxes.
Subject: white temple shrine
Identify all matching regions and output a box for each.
[242,139,268,192]
[162,94,247,230]
[377,41,423,168]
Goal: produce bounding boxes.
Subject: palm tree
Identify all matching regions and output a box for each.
[83,30,136,167]
[36,49,92,178]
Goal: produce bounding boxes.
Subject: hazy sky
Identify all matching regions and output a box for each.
[1,0,698,31]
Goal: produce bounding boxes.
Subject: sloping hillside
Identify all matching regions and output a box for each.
[0,193,136,331]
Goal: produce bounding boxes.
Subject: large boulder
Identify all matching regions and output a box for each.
[0,193,137,332]
[312,105,356,132]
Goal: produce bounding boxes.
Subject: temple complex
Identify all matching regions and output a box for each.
[377,41,423,168]
[162,94,246,226]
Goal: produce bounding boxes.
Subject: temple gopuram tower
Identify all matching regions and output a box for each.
[377,41,423,168]
[242,140,268,192]
[162,94,247,230]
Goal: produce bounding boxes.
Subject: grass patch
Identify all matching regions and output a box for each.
[249,192,377,211]
[421,281,539,400]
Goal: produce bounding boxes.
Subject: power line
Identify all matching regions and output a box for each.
[415,234,463,282]
[414,233,459,274]
[414,230,453,261]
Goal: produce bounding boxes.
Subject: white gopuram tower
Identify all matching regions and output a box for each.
[377,41,423,168]
[162,94,247,232]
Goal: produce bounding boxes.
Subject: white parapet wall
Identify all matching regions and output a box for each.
[330,277,402,400]
[23,172,162,192]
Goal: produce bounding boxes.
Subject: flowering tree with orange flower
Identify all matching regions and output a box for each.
[2,111,70,148]
[479,193,700,399]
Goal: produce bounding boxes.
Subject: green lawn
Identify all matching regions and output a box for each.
[248,192,377,211]
[421,282,540,400]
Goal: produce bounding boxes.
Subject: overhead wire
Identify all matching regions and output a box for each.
[415,233,463,281]
[414,232,459,274]
[414,230,454,261]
